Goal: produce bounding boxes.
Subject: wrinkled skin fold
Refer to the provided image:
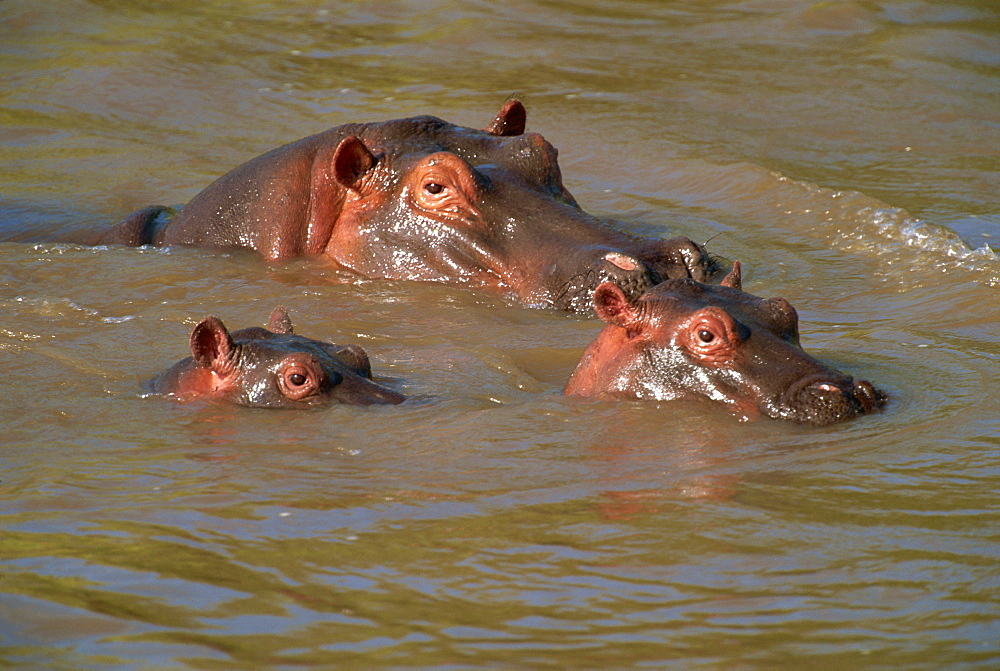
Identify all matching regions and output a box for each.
[91,100,720,313]
[151,307,404,408]
[564,263,886,425]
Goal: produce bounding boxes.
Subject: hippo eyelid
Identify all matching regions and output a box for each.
[681,308,747,364]
[277,357,327,401]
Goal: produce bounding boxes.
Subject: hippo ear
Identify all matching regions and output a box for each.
[189,317,235,369]
[593,282,640,329]
[332,136,377,190]
[267,306,293,334]
[484,99,526,137]
[331,343,373,379]
[721,260,742,291]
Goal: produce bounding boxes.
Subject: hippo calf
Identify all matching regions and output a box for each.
[564,263,886,424]
[152,307,404,407]
[92,100,718,313]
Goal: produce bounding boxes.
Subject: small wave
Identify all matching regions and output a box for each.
[8,295,99,318]
[5,296,136,325]
[773,174,999,286]
[845,205,997,273]
[636,161,999,287]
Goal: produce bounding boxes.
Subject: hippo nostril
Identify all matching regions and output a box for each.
[852,378,885,413]
[656,237,714,282]
[604,252,638,272]
[801,380,851,403]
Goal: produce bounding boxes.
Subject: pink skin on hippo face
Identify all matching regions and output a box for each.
[151,307,404,408]
[99,101,718,313]
[564,263,886,425]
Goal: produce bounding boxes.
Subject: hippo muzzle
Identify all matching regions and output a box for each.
[771,373,887,425]
[550,236,716,314]
[552,251,661,313]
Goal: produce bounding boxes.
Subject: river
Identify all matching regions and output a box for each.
[1,1,998,668]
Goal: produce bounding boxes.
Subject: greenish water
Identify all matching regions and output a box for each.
[1,1,998,668]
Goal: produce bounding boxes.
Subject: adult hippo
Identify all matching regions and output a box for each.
[94,100,719,313]
[151,307,405,407]
[564,263,886,424]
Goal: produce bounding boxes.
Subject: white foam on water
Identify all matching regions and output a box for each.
[782,176,1000,287]
[646,160,999,287]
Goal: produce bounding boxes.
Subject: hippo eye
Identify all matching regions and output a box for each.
[424,182,445,195]
[698,329,715,343]
[279,361,324,401]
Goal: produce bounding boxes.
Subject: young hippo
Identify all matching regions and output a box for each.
[564,263,886,425]
[151,307,404,407]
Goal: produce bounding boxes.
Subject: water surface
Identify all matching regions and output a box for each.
[1,1,998,668]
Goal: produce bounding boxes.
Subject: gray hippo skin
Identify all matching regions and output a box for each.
[96,101,719,313]
[564,263,886,424]
[152,307,404,407]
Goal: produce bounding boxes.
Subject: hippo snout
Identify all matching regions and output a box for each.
[599,252,661,300]
[553,251,660,313]
[778,373,887,425]
[657,237,716,283]
[336,376,407,406]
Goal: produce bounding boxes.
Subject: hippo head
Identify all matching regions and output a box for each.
[319,100,718,312]
[151,307,404,407]
[564,263,886,424]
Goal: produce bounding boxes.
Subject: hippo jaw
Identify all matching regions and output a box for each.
[606,343,887,426]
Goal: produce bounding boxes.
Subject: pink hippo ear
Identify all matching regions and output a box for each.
[593,282,640,330]
[304,137,376,256]
[721,260,742,290]
[267,306,293,334]
[332,136,377,191]
[189,317,235,370]
[484,99,526,136]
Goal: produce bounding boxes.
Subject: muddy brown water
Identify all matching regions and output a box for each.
[1,1,998,668]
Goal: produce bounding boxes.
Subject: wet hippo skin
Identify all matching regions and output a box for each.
[95,101,720,313]
[564,262,886,424]
[151,307,404,408]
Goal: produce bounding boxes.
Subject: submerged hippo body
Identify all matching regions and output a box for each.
[152,307,404,407]
[98,101,718,313]
[564,263,886,424]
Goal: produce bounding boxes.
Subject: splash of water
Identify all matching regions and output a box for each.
[764,168,997,287]
[795,180,999,287]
